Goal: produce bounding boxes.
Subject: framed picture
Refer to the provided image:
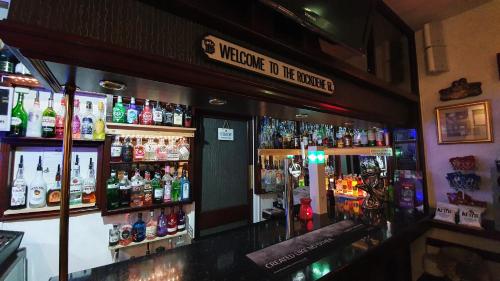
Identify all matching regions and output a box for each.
[436,100,493,144]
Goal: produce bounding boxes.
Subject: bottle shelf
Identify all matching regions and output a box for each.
[109,160,190,165]
[1,137,104,146]
[258,146,393,157]
[0,71,42,89]
[108,230,188,251]
[102,200,193,216]
[1,203,98,221]
[106,123,195,138]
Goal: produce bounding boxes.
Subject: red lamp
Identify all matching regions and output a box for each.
[299,198,313,221]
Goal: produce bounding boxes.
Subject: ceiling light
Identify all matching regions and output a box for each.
[99,80,126,91]
[209,98,227,106]
[295,114,308,119]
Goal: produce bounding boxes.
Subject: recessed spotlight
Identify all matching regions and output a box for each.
[295,114,308,119]
[99,80,126,91]
[209,98,227,106]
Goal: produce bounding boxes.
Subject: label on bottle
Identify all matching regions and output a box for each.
[11,117,22,126]
[164,182,171,202]
[30,185,46,205]
[154,188,164,199]
[182,182,189,199]
[11,183,27,206]
[173,113,183,126]
[127,109,138,124]
[156,146,168,160]
[119,225,132,245]
[134,146,145,160]
[166,152,179,161]
[109,230,120,244]
[107,183,118,189]
[81,117,94,136]
[94,120,105,136]
[164,112,173,125]
[41,116,56,128]
[142,111,153,124]
[119,183,130,190]
[111,146,122,157]
[72,118,81,135]
[179,146,190,160]
[146,224,157,239]
[112,108,125,122]
[153,110,163,122]
[83,183,95,195]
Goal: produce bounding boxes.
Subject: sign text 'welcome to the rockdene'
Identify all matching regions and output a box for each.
[201,35,334,95]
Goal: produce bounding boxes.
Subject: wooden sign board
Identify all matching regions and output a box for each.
[201,35,334,95]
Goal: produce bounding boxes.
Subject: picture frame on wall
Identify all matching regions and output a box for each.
[436,100,493,144]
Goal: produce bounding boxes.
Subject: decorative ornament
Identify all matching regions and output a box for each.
[439,78,482,101]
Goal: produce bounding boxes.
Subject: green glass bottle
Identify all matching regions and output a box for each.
[9,92,28,137]
[106,170,120,210]
[112,96,126,123]
[152,172,163,204]
[41,93,57,138]
[171,168,181,202]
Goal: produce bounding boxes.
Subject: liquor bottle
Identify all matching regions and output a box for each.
[156,138,168,160]
[376,128,384,147]
[29,156,47,208]
[94,101,106,140]
[41,93,57,138]
[119,172,131,207]
[184,106,192,128]
[26,91,42,137]
[144,138,157,161]
[146,210,157,240]
[177,207,186,232]
[106,170,120,210]
[109,224,120,247]
[143,171,153,206]
[367,128,376,147]
[69,155,83,205]
[126,97,138,124]
[171,167,181,202]
[140,99,153,125]
[343,128,352,147]
[173,104,184,127]
[167,207,178,235]
[112,96,126,123]
[71,99,81,139]
[119,214,133,246]
[55,97,66,138]
[163,103,174,126]
[82,158,96,204]
[10,155,28,209]
[47,164,61,206]
[152,101,163,125]
[111,136,123,162]
[132,212,146,243]
[156,208,168,237]
[152,172,163,204]
[178,137,190,161]
[130,169,144,207]
[162,165,172,203]
[81,101,95,140]
[133,137,145,161]
[166,137,179,161]
[121,137,134,162]
[360,129,368,146]
[180,167,190,200]
[9,91,28,137]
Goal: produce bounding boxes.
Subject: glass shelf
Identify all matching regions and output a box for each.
[108,230,188,251]
[258,146,393,157]
[102,200,193,216]
[106,123,195,138]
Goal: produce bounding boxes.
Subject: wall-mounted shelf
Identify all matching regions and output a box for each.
[109,230,187,251]
[258,146,393,157]
[109,160,189,165]
[106,123,196,138]
[1,203,98,221]
[102,200,193,216]
[0,71,42,89]
[1,136,104,147]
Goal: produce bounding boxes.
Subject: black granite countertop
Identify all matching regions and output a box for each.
[52,205,430,281]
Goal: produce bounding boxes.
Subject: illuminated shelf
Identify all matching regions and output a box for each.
[258,146,393,157]
[1,137,104,146]
[0,71,41,88]
[106,123,195,138]
[3,202,96,216]
[109,230,187,250]
[102,200,193,216]
[109,160,189,165]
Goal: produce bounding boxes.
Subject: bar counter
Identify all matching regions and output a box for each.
[51,207,429,281]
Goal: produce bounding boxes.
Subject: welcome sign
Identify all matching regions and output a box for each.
[201,35,334,95]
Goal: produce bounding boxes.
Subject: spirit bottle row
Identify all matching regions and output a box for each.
[9,154,97,209]
[258,116,391,149]
[9,91,106,140]
[106,164,190,210]
[111,136,190,162]
[108,207,186,246]
[112,96,192,128]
